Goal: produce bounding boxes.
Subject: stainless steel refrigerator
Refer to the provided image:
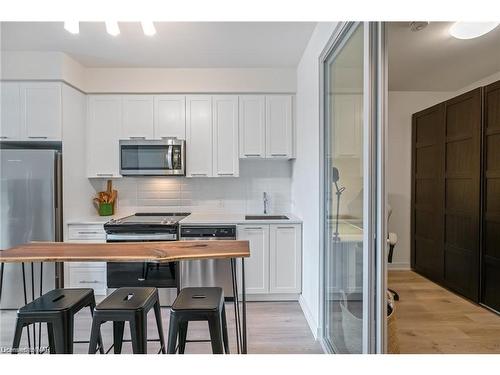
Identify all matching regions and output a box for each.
[0,149,62,309]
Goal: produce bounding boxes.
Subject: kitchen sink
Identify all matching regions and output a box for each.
[245,215,289,220]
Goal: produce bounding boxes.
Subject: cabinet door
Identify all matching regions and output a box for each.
[333,94,362,158]
[237,225,270,294]
[186,95,213,177]
[21,82,62,140]
[122,95,154,139]
[265,95,293,159]
[239,95,265,158]
[0,81,22,139]
[154,95,186,139]
[269,224,302,294]
[213,95,239,177]
[87,95,122,178]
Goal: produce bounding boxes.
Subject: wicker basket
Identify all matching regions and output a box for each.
[387,291,400,354]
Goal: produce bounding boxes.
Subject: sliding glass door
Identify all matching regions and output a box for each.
[321,22,386,353]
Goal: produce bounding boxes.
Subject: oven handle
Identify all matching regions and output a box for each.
[166,146,173,170]
[106,233,177,241]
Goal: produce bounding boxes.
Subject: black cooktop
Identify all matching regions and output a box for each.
[104,212,191,228]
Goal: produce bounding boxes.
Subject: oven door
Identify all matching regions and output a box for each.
[106,233,179,290]
[119,139,185,176]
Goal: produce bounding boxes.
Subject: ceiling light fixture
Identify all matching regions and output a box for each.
[106,21,120,36]
[64,21,79,34]
[449,22,499,39]
[141,21,156,36]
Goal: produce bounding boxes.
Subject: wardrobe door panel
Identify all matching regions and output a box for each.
[411,104,445,281]
[482,80,500,312]
[443,88,481,301]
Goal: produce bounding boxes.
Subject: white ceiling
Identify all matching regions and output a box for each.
[388,22,500,91]
[0,22,316,68]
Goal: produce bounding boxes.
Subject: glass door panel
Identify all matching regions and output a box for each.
[323,23,365,353]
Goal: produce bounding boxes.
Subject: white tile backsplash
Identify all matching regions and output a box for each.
[90,160,292,214]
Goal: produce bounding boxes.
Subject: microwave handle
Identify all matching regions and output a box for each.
[166,146,173,169]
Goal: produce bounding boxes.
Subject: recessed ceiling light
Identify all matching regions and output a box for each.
[105,21,120,36]
[141,21,156,36]
[64,21,79,34]
[449,22,499,39]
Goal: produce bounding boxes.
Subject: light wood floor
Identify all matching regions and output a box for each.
[389,270,500,354]
[0,301,323,354]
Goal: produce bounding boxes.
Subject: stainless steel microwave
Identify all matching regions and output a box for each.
[119,139,185,176]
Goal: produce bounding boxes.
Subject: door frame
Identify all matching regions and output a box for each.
[318,21,387,354]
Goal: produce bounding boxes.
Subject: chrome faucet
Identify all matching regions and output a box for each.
[263,192,269,214]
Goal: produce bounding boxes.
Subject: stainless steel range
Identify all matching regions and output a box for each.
[104,212,190,305]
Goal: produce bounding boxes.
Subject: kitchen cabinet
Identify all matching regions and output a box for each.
[237,225,270,294]
[265,95,293,159]
[237,223,302,298]
[333,94,362,159]
[0,81,62,141]
[154,95,186,139]
[121,95,154,139]
[87,95,122,178]
[0,81,22,139]
[186,95,213,177]
[213,95,239,177]
[66,223,107,295]
[21,82,62,140]
[269,224,302,294]
[239,95,266,158]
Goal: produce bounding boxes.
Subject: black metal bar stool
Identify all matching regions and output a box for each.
[88,287,166,354]
[12,288,103,354]
[167,287,229,354]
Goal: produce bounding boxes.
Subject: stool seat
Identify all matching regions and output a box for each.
[96,287,157,311]
[19,288,94,315]
[172,287,224,312]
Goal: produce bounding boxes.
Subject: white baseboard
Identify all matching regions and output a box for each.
[298,294,320,340]
[388,262,411,270]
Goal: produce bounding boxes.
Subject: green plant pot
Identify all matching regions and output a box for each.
[99,203,113,216]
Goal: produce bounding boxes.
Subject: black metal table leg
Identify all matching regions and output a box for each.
[241,257,247,354]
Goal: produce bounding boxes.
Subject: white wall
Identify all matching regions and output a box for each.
[292,22,339,338]
[84,68,296,93]
[88,160,292,216]
[387,70,500,269]
[1,51,296,93]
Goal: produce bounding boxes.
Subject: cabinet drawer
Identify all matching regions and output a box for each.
[69,267,107,295]
[69,262,106,269]
[67,224,106,241]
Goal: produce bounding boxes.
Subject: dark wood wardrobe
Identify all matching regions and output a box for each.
[411,80,500,312]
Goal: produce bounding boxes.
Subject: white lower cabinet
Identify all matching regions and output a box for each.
[237,223,302,298]
[66,223,107,295]
[237,225,269,294]
[269,225,302,294]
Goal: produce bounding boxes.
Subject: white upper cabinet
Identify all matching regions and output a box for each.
[239,95,266,158]
[237,225,270,294]
[213,95,239,177]
[154,95,186,139]
[186,95,213,177]
[333,94,362,159]
[21,82,62,140]
[265,95,293,159]
[0,82,22,140]
[269,224,302,294]
[121,95,154,139]
[87,95,122,178]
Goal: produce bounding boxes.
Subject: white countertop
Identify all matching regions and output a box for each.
[67,212,302,226]
[179,212,302,225]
